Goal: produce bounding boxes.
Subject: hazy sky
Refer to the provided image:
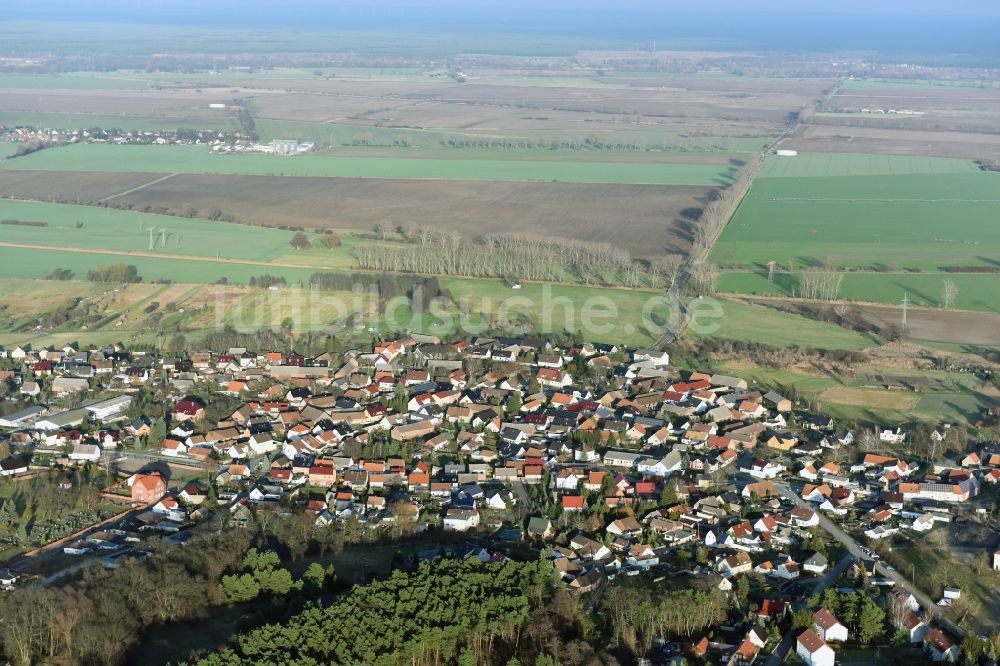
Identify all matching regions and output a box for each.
[12,0,1000,19]
[5,1,1000,60]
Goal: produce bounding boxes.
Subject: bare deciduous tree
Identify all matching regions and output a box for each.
[942,280,958,310]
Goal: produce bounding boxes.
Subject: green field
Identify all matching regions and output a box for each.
[688,298,876,351]
[0,143,736,185]
[758,152,981,178]
[713,155,1000,271]
[716,271,999,312]
[0,200,297,261]
[0,245,317,284]
[711,153,1000,312]
[0,72,153,90]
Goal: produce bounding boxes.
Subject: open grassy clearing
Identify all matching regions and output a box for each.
[687,298,877,351]
[716,361,993,425]
[716,272,999,313]
[0,199,297,262]
[0,143,736,185]
[818,386,919,410]
[888,540,1000,632]
[712,154,1000,271]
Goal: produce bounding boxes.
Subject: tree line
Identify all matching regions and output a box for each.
[86,263,141,283]
[0,529,253,666]
[354,229,677,287]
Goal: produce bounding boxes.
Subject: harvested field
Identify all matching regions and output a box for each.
[0,169,158,201]
[120,175,709,259]
[851,303,1000,346]
[0,88,235,118]
[0,171,712,260]
[0,69,814,147]
[819,386,919,410]
[244,75,823,128]
[783,124,1000,161]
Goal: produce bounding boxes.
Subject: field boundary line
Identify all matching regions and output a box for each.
[98,172,178,202]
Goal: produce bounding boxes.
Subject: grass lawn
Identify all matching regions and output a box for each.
[0,143,737,185]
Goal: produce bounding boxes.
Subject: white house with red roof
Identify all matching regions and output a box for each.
[813,609,848,642]
[796,629,834,666]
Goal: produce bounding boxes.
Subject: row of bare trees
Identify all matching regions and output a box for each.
[356,228,686,287]
[692,156,764,257]
[799,268,845,301]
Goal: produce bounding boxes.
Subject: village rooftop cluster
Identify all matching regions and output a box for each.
[0,335,997,663]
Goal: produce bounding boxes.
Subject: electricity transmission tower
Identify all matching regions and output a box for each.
[767,261,776,282]
[900,292,909,330]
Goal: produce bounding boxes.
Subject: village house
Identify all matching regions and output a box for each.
[813,609,848,642]
[796,629,834,666]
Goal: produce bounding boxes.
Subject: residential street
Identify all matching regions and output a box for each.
[774,482,967,641]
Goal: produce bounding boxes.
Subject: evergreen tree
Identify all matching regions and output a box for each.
[856,595,885,644]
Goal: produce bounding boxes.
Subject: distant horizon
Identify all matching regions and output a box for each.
[1,2,999,63]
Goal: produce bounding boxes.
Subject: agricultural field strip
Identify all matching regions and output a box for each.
[715,272,999,313]
[0,199,293,262]
[0,143,732,185]
[0,241,324,272]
